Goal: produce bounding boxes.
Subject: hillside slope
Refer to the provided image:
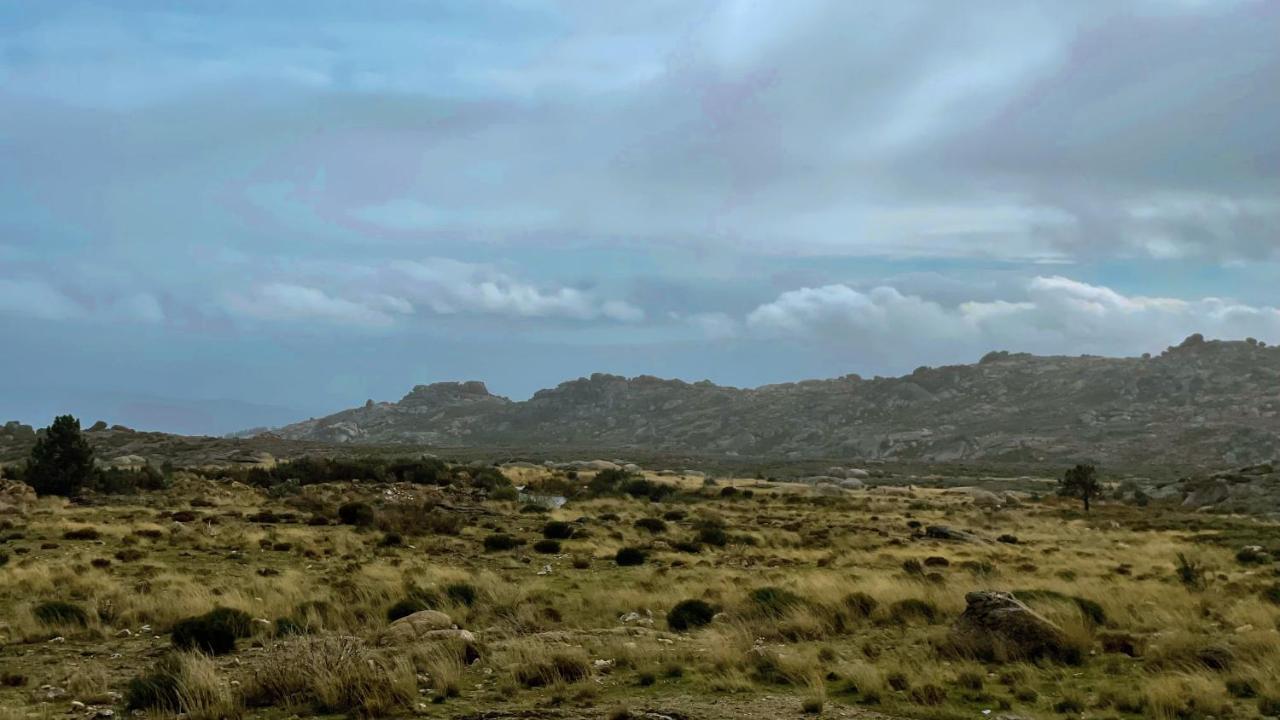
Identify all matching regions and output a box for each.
[268,336,1280,466]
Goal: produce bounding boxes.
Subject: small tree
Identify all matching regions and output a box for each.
[26,415,96,497]
[1059,463,1100,511]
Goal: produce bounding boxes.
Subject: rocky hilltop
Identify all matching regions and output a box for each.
[267,335,1280,466]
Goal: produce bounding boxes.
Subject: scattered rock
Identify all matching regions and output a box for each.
[925,525,984,543]
[950,591,1075,663]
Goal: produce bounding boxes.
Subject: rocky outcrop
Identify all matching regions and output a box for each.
[263,338,1280,467]
[1176,464,1280,514]
[950,591,1075,663]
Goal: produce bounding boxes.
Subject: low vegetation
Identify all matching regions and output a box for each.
[1,440,1278,720]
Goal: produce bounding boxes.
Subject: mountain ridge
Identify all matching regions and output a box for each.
[259,335,1280,466]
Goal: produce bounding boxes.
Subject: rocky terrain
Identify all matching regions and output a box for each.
[266,336,1280,467]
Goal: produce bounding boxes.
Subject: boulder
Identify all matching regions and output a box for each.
[967,489,1004,508]
[811,483,845,497]
[837,478,865,490]
[950,591,1076,663]
[228,450,274,466]
[104,455,148,469]
[925,525,984,543]
[379,610,455,645]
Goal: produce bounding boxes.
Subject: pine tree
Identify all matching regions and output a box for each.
[1059,463,1100,512]
[26,415,96,497]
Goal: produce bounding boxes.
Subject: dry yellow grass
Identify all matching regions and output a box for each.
[1,469,1277,720]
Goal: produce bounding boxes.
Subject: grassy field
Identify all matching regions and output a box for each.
[1,465,1279,720]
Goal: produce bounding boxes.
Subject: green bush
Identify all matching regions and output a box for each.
[533,539,561,554]
[634,517,667,534]
[62,527,100,540]
[483,533,524,552]
[126,655,183,711]
[615,547,647,566]
[25,415,95,497]
[843,592,878,617]
[445,583,478,607]
[749,586,804,617]
[542,521,576,539]
[888,598,939,624]
[337,501,376,527]
[667,599,716,631]
[171,607,252,655]
[33,600,89,627]
[696,525,729,547]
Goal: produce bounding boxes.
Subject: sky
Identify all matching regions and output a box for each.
[2,0,1279,435]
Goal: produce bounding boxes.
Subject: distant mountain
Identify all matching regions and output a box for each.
[264,335,1280,466]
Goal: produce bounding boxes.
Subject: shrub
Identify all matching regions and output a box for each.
[662,510,686,521]
[378,532,403,547]
[243,635,416,716]
[62,526,100,541]
[843,592,878,618]
[888,598,938,624]
[672,540,703,553]
[483,533,524,552]
[542,521,576,540]
[513,649,591,688]
[634,517,667,534]
[126,655,183,711]
[586,468,635,496]
[667,599,716,631]
[25,415,95,497]
[696,525,729,547]
[615,547,647,566]
[444,583,478,607]
[378,504,464,536]
[1260,583,1280,605]
[901,559,924,575]
[749,586,804,617]
[909,684,947,706]
[533,539,561,554]
[1175,552,1208,590]
[337,501,375,527]
[1012,589,1107,626]
[171,607,252,655]
[33,600,89,627]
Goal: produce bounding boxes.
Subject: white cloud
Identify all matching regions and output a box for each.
[0,278,84,320]
[744,276,1280,358]
[387,258,644,322]
[226,283,401,327]
[220,258,644,327]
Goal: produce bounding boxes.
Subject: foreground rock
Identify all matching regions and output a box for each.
[950,591,1077,663]
[925,525,985,543]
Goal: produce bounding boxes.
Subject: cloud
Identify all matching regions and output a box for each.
[220,258,644,327]
[745,276,1280,359]
[226,283,402,327]
[0,278,84,320]
[386,258,644,322]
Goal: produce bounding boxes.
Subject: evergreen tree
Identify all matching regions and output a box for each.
[26,415,96,497]
[1059,463,1100,512]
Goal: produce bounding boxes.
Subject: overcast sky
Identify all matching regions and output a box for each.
[2,0,1278,434]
